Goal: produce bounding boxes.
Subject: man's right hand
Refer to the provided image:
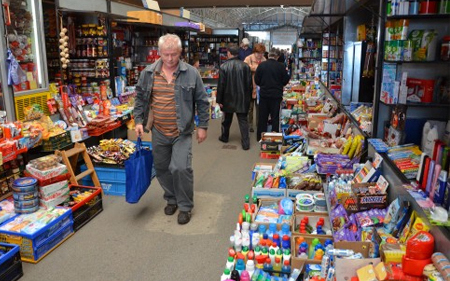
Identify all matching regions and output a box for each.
[135,124,144,137]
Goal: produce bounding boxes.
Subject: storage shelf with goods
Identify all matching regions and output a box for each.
[191,34,238,66]
[372,0,450,139]
[297,36,322,79]
[321,31,344,88]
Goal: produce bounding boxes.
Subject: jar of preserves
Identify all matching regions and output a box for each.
[441,36,450,61]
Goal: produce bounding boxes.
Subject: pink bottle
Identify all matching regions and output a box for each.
[240,270,251,281]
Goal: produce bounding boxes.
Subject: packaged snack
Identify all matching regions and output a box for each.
[28,155,62,171]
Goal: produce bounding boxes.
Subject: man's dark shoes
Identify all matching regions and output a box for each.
[164,204,178,215]
[218,136,228,143]
[242,145,250,150]
[178,211,191,224]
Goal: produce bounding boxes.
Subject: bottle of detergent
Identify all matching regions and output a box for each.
[241,270,251,281]
[226,256,235,272]
[263,258,273,272]
[273,257,282,276]
[281,260,291,277]
[266,223,277,241]
[309,238,320,259]
[281,235,290,250]
[273,233,280,246]
[235,259,245,275]
[258,225,266,240]
[246,260,255,277]
[230,269,240,281]
[279,223,291,238]
[282,249,291,263]
[221,268,231,281]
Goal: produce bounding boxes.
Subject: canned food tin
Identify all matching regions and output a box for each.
[15,205,39,214]
[12,190,39,201]
[12,177,37,193]
[14,198,39,209]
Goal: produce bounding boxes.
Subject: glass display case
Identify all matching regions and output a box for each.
[4,0,48,95]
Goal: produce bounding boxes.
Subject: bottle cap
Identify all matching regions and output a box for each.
[228,256,234,262]
[262,248,268,254]
[270,249,275,255]
[242,222,250,231]
[273,233,280,239]
[265,258,271,264]
[252,195,258,203]
[275,257,281,263]
[247,260,255,266]
[229,248,236,257]
[261,241,267,247]
[300,242,308,248]
[242,246,249,252]
[284,249,291,255]
[276,249,282,255]
[284,260,290,266]
[263,234,268,240]
[255,246,261,252]
[296,236,305,244]
[259,225,266,232]
[269,223,277,231]
[273,242,278,248]
[312,238,320,245]
[237,259,245,265]
[282,223,290,232]
[283,235,289,241]
[250,223,258,231]
[247,250,254,260]
[304,216,309,223]
[224,268,231,275]
[245,194,250,203]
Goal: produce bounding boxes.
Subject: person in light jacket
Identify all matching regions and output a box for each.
[134,34,210,225]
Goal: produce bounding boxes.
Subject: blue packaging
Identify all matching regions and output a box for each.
[435,171,448,205]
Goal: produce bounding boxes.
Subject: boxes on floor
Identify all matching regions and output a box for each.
[64,185,103,232]
[260,132,283,152]
[292,213,333,238]
[251,162,275,181]
[0,208,73,263]
[291,234,333,270]
[251,173,286,199]
[254,199,293,229]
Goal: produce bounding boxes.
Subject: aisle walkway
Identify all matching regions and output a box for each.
[22,117,269,281]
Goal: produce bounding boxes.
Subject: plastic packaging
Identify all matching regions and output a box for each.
[406,231,434,260]
[326,248,355,256]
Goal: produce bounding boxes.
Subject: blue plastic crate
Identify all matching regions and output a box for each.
[80,165,126,196]
[0,243,22,281]
[0,208,73,263]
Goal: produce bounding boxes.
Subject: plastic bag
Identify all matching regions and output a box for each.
[125,138,153,204]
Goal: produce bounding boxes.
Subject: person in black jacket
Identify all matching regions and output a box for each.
[216,44,253,150]
[255,49,290,141]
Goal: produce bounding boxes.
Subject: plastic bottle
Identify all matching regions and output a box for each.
[231,269,241,281]
[236,259,246,275]
[251,269,261,281]
[309,238,320,259]
[261,248,269,258]
[235,238,243,252]
[425,126,439,156]
[254,246,262,257]
[273,257,282,276]
[422,122,431,151]
[255,256,265,270]
[242,246,249,262]
[316,225,326,235]
[266,223,277,241]
[248,250,255,261]
[221,268,232,281]
[269,249,276,264]
[226,256,235,272]
[241,270,251,281]
[272,242,280,253]
[242,222,251,248]
[273,233,280,246]
[244,194,250,211]
[282,249,291,263]
[326,249,354,256]
[279,224,291,238]
[298,242,308,258]
[281,260,291,277]
[246,260,256,277]
[314,249,325,260]
[258,225,266,240]
[288,269,301,281]
[263,258,273,272]
[230,235,236,247]
[250,223,259,249]
[281,235,290,250]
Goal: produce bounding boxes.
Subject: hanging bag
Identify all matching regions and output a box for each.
[125,137,153,203]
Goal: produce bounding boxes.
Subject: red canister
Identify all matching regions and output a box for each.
[420,0,438,14]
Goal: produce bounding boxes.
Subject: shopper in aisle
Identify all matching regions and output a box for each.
[217,43,253,150]
[255,49,290,141]
[244,43,266,133]
[134,34,210,225]
[238,38,252,61]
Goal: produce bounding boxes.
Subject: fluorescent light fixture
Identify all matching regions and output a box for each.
[30,0,42,85]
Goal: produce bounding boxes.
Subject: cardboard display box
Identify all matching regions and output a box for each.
[292,213,333,238]
[291,235,333,270]
[253,199,293,228]
[127,11,162,25]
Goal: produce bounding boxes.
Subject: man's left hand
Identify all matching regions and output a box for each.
[196,128,207,144]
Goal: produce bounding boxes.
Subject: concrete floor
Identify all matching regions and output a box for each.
[21,117,270,281]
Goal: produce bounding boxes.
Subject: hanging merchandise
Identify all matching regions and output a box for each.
[6,49,27,86]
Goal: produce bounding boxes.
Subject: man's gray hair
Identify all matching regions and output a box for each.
[158,34,182,51]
